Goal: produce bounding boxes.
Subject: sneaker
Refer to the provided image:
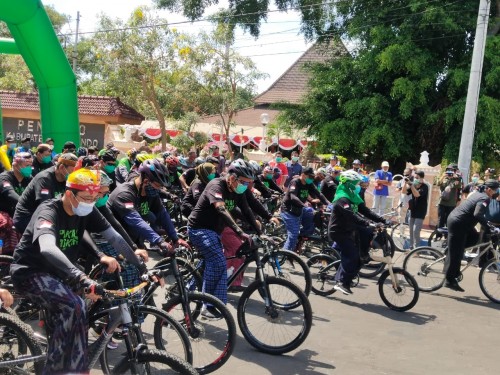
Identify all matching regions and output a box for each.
[444,280,465,293]
[106,339,119,350]
[201,306,223,320]
[334,283,353,295]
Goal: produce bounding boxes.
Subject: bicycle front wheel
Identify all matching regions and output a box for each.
[306,255,339,296]
[479,260,500,303]
[261,250,312,297]
[403,247,446,292]
[237,276,312,355]
[111,349,198,374]
[390,223,410,252]
[0,312,45,375]
[378,268,419,312]
[161,292,236,374]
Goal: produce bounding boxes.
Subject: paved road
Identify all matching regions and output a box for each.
[211,254,500,375]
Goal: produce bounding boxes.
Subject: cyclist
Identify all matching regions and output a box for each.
[181,162,216,218]
[107,159,189,252]
[0,152,33,218]
[208,145,226,175]
[164,155,183,190]
[258,165,284,194]
[443,179,500,292]
[10,169,145,375]
[115,148,138,184]
[99,149,117,191]
[32,143,54,176]
[328,171,388,295]
[179,157,205,193]
[280,166,329,253]
[320,166,341,202]
[13,153,78,234]
[187,160,260,317]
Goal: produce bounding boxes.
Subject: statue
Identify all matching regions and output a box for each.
[419,151,429,166]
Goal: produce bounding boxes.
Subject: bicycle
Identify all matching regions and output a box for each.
[403,224,500,303]
[2,278,197,374]
[0,301,45,374]
[426,227,448,250]
[156,236,313,355]
[307,224,420,312]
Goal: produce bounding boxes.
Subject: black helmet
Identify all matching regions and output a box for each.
[228,159,254,180]
[195,157,205,166]
[139,159,170,187]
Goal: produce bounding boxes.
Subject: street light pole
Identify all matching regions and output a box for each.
[240,128,244,154]
[260,113,269,152]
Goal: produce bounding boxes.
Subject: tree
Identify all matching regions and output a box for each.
[278,1,500,168]
[78,7,195,150]
[181,19,267,156]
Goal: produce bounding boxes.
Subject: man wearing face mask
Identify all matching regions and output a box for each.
[107,159,189,252]
[208,145,226,175]
[181,162,216,218]
[0,135,17,171]
[0,152,33,218]
[462,172,481,199]
[281,167,329,253]
[32,144,54,176]
[10,169,145,375]
[13,153,78,234]
[268,151,288,188]
[187,160,260,317]
[320,166,342,203]
[406,170,428,249]
[284,151,303,188]
[99,150,117,192]
[443,179,500,292]
[17,137,33,155]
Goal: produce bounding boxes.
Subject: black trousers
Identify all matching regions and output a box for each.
[437,204,454,229]
[444,218,479,281]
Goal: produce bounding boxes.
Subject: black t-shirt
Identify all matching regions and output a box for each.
[182,169,196,186]
[181,179,206,217]
[32,157,53,177]
[320,176,338,202]
[11,198,110,283]
[408,183,429,219]
[13,166,66,222]
[0,171,32,216]
[107,180,164,222]
[281,177,329,215]
[188,177,249,234]
[448,192,490,227]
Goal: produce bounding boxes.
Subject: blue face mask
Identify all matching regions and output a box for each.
[235,183,248,194]
[145,183,159,197]
[8,143,16,150]
[354,185,361,194]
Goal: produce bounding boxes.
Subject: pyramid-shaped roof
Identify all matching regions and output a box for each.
[254,40,348,105]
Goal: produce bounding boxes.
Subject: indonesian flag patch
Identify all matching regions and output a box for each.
[2,181,11,187]
[289,185,296,191]
[124,202,134,209]
[38,220,53,229]
[343,204,350,209]
[194,189,199,193]
[41,189,49,195]
[214,193,223,199]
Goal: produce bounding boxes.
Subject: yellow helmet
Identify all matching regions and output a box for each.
[66,169,100,192]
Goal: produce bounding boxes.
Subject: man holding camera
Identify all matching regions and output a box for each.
[405,170,428,249]
[437,164,462,229]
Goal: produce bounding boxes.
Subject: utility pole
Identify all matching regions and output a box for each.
[457,0,491,182]
[72,11,80,72]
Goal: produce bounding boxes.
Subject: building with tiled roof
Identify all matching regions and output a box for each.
[0,90,144,149]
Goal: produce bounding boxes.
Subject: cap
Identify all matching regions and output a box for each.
[303,167,315,176]
[381,161,390,167]
[484,179,499,190]
[353,159,361,165]
[45,137,54,143]
[63,141,76,150]
[106,142,114,149]
[57,153,78,167]
[415,170,425,178]
[5,135,15,142]
[330,155,338,160]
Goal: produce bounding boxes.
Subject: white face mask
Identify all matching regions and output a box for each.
[72,201,95,216]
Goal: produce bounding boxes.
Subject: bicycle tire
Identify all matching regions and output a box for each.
[402,246,446,292]
[479,259,500,304]
[359,236,395,279]
[390,223,410,252]
[153,257,203,297]
[162,292,236,374]
[378,268,419,312]
[237,276,312,355]
[260,249,312,297]
[89,304,192,368]
[108,348,198,374]
[306,254,339,296]
[427,228,448,250]
[0,312,45,375]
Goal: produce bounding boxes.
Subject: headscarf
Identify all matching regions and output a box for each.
[333,181,364,212]
[195,162,215,185]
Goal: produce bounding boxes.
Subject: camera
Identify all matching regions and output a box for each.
[445,170,454,176]
[404,177,409,182]
[487,168,496,174]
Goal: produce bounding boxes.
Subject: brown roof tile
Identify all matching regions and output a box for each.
[200,107,281,127]
[0,90,144,121]
[254,40,348,105]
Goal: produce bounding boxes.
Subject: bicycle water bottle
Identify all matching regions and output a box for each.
[227,266,235,278]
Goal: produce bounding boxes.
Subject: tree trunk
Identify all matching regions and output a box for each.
[141,77,167,151]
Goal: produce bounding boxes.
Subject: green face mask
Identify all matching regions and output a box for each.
[95,194,109,208]
[20,166,33,178]
[265,174,273,180]
[235,183,248,194]
[275,157,282,163]
[104,165,115,174]
[207,173,216,181]
[41,155,52,164]
[305,177,314,184]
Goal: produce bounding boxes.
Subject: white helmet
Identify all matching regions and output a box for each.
[339,170,362,184]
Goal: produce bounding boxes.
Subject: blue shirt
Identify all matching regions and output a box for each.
[284,161,302,187]
[374,169,393,196]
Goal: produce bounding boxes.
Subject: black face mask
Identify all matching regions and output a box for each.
[145,183,159,197]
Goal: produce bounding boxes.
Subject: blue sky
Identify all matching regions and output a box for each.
[46,0,312,94]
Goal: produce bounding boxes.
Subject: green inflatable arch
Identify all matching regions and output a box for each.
[0,0,79,151]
